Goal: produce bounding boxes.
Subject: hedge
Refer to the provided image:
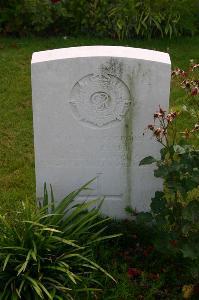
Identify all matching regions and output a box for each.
[0,0,199,39]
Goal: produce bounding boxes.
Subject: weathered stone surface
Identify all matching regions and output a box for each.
[31,46,171,218]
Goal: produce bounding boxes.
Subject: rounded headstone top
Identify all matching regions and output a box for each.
[32,46,171,65]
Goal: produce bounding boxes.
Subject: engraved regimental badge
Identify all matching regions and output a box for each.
[69,73,131,127]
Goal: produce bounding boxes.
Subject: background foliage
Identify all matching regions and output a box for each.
[0,0,198,39]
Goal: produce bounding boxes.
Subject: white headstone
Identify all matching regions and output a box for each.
[31,46,171,218]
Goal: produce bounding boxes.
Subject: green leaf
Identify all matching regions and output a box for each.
[18,279,25,294]
[182,200,199,222]
[40,227,62,233]
[3,254,11,271]
[181,243,199,260]
[87,233,122,244]
[173,145,186,154]
[23,275,43,298]
[139,156,157,165]
[182,223,192,235]
[11,293,18,300]
[160,147,168,159]
[50,184,55,212]
[17,250,32,275]
[154,166,168,178]
[43,182,48,208]
[151,196,167,214]
[153,232,170,253]
[51,236,82,248]
[136,212,153,223]
[38,282,53,300]
[76,254,116,283]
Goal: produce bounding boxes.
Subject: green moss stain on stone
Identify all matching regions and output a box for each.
[123,99,133,207]
[123,71,136,208]
[100,58,123,78]
[99,58,136,208]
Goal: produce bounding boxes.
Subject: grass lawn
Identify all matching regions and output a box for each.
[0,35,199,299]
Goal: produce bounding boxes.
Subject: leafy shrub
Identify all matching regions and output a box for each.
[137,62,199,277]
[0,181,118,299]
[0,0,67,35]
[109,0,199,39]
[59,0,115,37]
[0,0,24,34]
[0,0,198,38]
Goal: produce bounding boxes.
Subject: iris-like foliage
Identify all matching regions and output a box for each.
[0,180,118,299]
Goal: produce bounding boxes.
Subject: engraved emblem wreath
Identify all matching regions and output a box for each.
[69,73,131,127]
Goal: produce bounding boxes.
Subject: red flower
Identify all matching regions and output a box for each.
[148,273,160,280]
[154,106,166,119]
[170,239,178,247]
[143,245,154,257]
[191,63,199,71]
[171,68,186,77]
[191,124,199,133]
[191,87,199,96]
[128,268,142,278]
[51,0,61,3]
[148,124,155,131]
[132,234,138,239]
[181,128,191,139]
[166,112,177,123]
[154,127,163,137]
[182,71,187,77]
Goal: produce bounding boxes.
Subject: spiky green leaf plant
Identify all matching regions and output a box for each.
[0,181,120,299]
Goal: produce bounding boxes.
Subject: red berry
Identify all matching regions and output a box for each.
[191,87,199,96]
[128,268,142,278]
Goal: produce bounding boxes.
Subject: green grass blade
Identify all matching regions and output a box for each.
[3,254,12,271]
[23,275,43,298]
[50,184,55,212]
[51,236,82,248]
[17,250,31,275]
[73,254,116,282]
[38,282,53,300]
